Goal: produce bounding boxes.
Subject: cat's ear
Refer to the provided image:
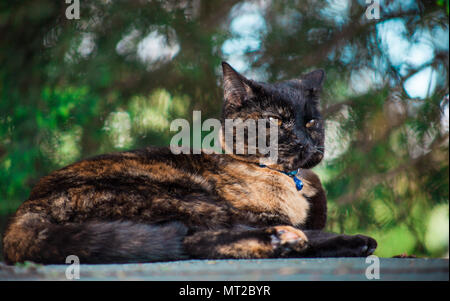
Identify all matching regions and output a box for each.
[222,62,254,106]
[302,69,325,94]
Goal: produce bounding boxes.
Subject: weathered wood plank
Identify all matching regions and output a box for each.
[0,258,448,281]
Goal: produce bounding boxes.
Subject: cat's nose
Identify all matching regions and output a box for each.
[293,137,305,146]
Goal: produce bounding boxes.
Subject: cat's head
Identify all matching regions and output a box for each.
[220,62,325,172]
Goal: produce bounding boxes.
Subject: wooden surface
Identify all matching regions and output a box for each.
[1,258,448,281]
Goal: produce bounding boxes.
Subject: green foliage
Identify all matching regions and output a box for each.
[436,0,449,14]
[0,0,448,259]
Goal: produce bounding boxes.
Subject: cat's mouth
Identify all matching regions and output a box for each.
[288,147,324,170]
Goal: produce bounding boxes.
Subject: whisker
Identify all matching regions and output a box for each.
[315,149,324,154]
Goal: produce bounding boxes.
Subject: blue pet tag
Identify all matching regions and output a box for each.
[293,176,304,191]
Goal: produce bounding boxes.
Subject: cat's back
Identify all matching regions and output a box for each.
[28,146,214,201]
[12,147,223,227]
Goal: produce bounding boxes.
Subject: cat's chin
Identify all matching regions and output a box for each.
[298,154,324,169]
[287,153,324,170]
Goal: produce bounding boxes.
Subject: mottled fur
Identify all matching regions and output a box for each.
[2,62,376,264]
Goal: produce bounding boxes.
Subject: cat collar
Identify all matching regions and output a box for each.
[259,165,303,191]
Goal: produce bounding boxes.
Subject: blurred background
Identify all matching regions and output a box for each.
[0,0,448,260]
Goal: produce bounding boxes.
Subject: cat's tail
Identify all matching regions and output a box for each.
[2,212,188,264]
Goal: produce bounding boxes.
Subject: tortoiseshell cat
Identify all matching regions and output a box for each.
[3,63,377,264]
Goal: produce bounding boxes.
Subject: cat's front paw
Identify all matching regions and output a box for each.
[269,226,308,256]
[330,234,377,257]
[349,234,377,257]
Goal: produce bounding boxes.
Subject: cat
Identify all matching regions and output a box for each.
[2,62,377,264]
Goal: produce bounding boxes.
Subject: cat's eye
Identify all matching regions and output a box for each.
[269,117,282,126]
[306,119,317,128]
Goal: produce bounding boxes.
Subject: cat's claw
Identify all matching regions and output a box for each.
[269,226,308,256]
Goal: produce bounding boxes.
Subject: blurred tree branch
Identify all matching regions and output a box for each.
[301,10,424,68]
[336,132,449,205]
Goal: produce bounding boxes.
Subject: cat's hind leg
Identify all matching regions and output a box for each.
[183,225,308,259]
[3,212,189,264]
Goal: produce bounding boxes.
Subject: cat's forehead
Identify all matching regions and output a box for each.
[255,79,322,120]
[261,80,307,106]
